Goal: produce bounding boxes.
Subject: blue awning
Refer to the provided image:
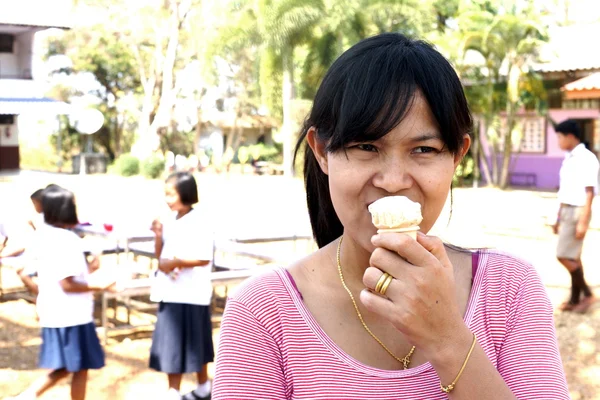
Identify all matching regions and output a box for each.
[0,97,71,115]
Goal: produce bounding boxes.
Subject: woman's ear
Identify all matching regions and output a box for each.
[307,127,329,175]
[453,133,472,168]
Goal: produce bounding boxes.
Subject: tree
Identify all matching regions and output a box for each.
[258,0,324,176]
[45,23,140,160]
[455,1,548,189]
[126,0,199,158]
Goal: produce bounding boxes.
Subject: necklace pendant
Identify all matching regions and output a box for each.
[402,358,410,370]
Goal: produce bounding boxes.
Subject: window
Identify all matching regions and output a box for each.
[0,34,14,53]
[497,115,547,153]
[0,115,14,125]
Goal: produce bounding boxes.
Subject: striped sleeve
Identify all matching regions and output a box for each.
[212,298,289,399]
[496,261,570,399]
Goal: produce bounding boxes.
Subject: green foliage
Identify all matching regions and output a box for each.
[453,154,475,187]
[116,154,140,176]
[260,49,283,120]
[49,114,82,165]
[45,23,141,160]
[248,143,282,163]
[160,129,195,157]
[142,155,166,179]
[237,146,250,164]
[20,145,62,172]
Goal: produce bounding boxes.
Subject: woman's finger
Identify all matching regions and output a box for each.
[416,233,453,269]
[371,232,438,268]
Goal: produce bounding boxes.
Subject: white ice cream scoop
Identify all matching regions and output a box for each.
[368,196,423,239]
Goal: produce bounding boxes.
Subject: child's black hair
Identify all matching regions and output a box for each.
[30,189,45,201]
[555,119,583,142]
[166,172,199,206]
[42,186,79,227]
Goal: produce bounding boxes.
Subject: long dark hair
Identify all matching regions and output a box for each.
[294,33,473,248]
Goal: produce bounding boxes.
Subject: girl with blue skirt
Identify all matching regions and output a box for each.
[150,172,215,400]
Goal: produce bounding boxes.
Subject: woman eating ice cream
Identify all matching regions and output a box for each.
[212,33,569,399]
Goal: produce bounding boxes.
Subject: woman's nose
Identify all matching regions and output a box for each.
[371,158,414,193]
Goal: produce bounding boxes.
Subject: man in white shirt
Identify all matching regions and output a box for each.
[553,119,599,313]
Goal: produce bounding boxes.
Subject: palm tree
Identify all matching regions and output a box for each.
[456,2,547,188]
[258,0,324,176]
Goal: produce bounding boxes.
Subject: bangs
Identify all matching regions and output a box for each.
[314,36,471,155]
[325,48,418,152]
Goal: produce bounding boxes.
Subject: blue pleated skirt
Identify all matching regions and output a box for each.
[149,302,214,374]
[39,322,105,372]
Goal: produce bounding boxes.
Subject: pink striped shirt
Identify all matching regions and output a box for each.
[213,250,569,399]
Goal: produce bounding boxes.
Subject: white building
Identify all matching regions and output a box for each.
[0,1,72,171]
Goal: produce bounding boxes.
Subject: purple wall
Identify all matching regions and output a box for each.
[509,154,563,189]
[479,108,600,189]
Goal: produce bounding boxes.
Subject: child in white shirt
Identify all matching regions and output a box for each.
[11,185,113,400]
[149,172,215,400]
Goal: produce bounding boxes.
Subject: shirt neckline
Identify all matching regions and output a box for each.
[275,251,486,378]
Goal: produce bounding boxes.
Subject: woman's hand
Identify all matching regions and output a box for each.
[360,232,469,363]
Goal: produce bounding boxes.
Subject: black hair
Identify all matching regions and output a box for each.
[42,186,79,227]
[166,172,199,205]
[30,189,44,201]
[555,119,583,142]
[294,33,473,248]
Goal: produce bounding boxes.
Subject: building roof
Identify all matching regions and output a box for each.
[0,97,71,115]
[534,23,600,73]
[562,72,600,91]
[201,110,279,130]
[561,72,600,100]
[0,0,72,29]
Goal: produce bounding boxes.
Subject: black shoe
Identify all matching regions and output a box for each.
[181,391,211,400]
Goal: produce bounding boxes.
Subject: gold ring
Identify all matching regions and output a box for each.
[375,272,390,293]
[379,274,394,296]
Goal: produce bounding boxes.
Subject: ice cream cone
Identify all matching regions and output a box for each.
[376,226,420,239]
[368,196,423,239]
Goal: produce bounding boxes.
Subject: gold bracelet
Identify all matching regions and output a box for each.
[440,333,477,394]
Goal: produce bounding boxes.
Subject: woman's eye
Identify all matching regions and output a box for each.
[413,146,438,154]
[354,144,378,152]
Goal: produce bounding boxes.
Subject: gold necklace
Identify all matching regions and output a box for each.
[336,236,416,369]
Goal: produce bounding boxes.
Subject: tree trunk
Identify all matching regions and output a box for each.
[194,104,203,156]
[476,118,493,186]
[472,119,480,188]
[132,0,191,159]
[281,45,294,177]
[147,1,183,153]
[478,138,493,186]
[499,104,516,189]
[499,62,522,189]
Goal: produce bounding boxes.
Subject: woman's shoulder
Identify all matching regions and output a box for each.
[228,267,295,312]
[477,249,536,279]
[474,249,545,307]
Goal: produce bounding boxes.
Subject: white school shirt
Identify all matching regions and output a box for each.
[29,224,94,328]
[558,143,600,206]
[150,208,214,305]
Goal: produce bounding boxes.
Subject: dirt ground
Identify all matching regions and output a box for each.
[1,172,600,399]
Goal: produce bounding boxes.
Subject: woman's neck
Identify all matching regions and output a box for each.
[337,234,372,286]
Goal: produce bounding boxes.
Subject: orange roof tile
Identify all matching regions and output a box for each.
[562,72,600,92]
